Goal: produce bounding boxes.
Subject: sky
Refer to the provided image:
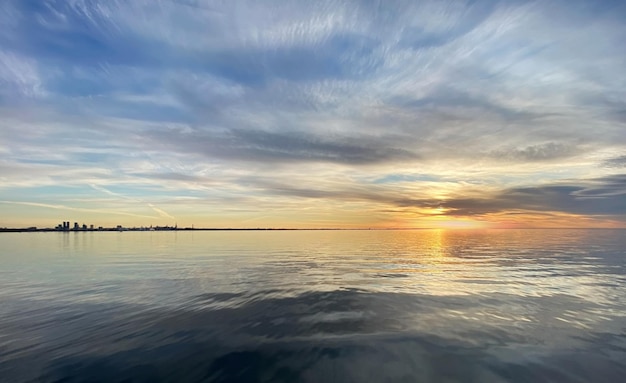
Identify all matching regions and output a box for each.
[1,0,625,229]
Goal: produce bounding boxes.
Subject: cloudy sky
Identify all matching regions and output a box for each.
[1,0,625,229]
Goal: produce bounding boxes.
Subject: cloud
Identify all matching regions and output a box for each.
[0,50,44,99]
[603,155,626,168]
[90,184,176,220]
[0,200,157,219]
[238,173,626,219]
[489,142,579,162]
[440,175,626,217]
[147,203,175,220]
[144,126,418,165]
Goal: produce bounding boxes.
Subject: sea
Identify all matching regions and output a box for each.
[1,229,625,382]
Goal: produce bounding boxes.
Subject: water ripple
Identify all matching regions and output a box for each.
[0,229,625,382]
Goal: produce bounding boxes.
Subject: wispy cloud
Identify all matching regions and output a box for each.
[0,50,44,99]
[0,200,157,220]
[89,184,176,220]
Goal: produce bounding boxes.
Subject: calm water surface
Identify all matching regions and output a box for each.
[1,229,625,382]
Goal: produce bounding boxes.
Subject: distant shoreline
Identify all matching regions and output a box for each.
[1,227,624,233]
[0,228,331,233]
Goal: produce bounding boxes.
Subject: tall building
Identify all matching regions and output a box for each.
[73,222,79,230]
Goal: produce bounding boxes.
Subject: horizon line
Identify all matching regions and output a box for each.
[1,226,625,233]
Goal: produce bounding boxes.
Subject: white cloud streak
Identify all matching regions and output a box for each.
[0,200,158,220]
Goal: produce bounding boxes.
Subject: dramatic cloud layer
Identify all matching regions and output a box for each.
[1,0,625,228]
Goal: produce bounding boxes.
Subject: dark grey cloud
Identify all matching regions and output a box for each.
[603,155,626,168]
[145,127,418,165]
[129,172,208,183]
[241,174,626,219]
[238,176,393,202]
[490,142,578,162]
[573,174,626,198]
[441,176,626,217]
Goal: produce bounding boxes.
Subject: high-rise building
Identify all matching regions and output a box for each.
[73,222,79,230]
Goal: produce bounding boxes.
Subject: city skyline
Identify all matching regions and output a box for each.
[1,0,626,229]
